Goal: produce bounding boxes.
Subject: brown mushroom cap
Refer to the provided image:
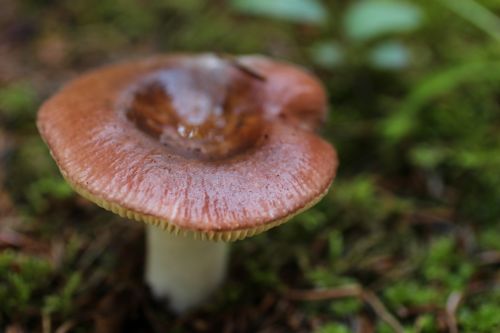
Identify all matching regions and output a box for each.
[37,54,337,241]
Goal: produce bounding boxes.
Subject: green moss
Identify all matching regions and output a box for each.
[329,298,362,317]
[459,301,500,332]
[43,272,82,316]
[423,238,474,289]
[0,251,52,319]
[384,281,442,307]
[0,82,38,123]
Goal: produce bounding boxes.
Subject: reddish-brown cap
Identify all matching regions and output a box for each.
[37,54,337,241]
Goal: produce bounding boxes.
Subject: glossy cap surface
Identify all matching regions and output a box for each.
[37,54,337,241]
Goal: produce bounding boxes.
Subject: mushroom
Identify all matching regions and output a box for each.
[37,54,338,313]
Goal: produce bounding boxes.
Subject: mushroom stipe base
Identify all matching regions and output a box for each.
[67,176,332,242]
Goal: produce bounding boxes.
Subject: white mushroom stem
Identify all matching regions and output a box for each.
[145,224,230,313]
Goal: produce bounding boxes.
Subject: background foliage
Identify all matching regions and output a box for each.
[0,0,499,332]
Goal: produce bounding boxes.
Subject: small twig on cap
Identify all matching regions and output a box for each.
[216,53,267,82]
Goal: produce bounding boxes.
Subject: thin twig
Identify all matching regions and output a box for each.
[477,250,500,265]
[286,285,405,333]
[216,53,267,82]
[362,291,404,333]
[5,324,26,333]
[55,321,75,333]
[42,314,51,333]
[445,291,463,333]
[287,285,361,301]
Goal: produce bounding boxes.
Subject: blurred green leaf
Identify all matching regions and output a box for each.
[344,0,423,41]
[439,0,500,42]
[230,0,328,24]
[381,61,500,142]
[309,42,345,68]
[369,41,411,70]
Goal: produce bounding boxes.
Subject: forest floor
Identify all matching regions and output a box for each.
[0,1,499,332]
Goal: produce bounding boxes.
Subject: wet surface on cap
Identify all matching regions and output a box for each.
[125,58,265,161]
